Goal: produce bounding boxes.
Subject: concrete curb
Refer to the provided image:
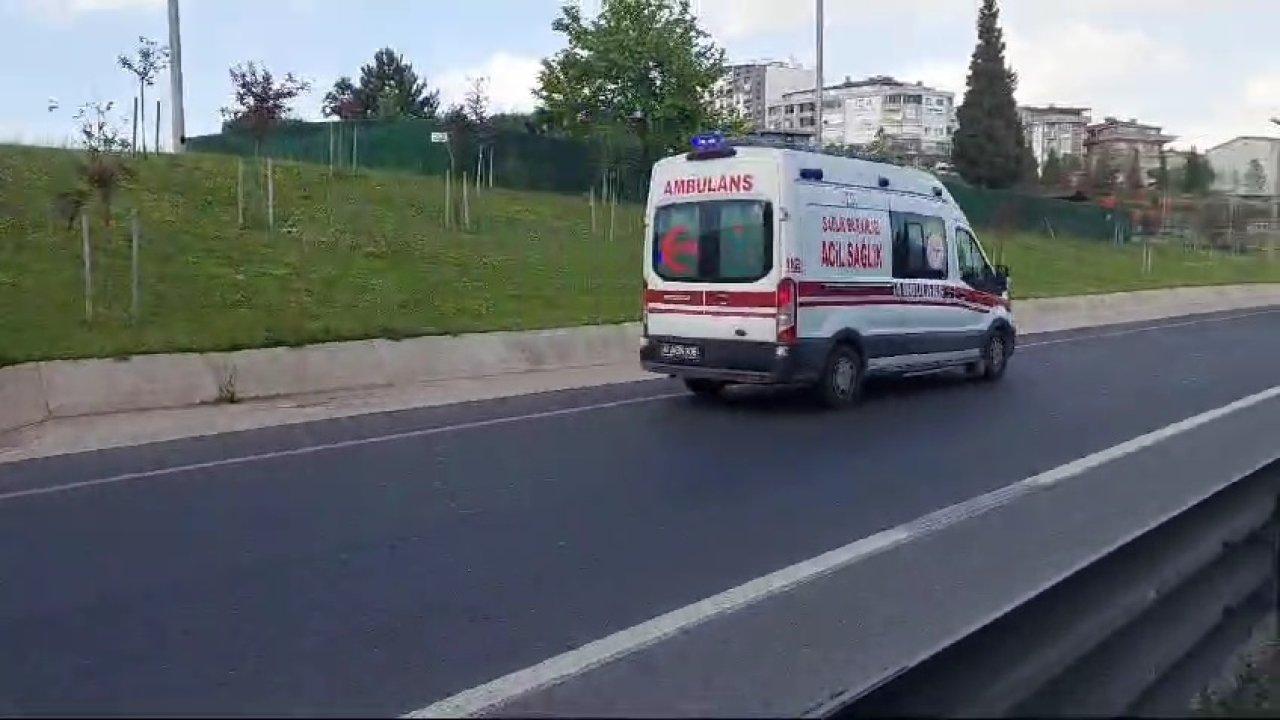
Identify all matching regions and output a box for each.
[1,284,1277,435]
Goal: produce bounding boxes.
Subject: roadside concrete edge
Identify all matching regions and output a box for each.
[2,282,1278,435]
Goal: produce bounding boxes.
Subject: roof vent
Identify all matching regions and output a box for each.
[878,176,890,188]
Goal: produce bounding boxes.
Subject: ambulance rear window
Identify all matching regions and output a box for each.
[653,201,773,283]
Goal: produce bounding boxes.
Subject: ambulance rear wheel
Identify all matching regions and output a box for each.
[684,378,726,398]
[814,345,863,409]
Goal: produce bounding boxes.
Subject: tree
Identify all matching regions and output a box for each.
[464,76,491,127]
[535,0,729,158]
[118,36,170,155]
[74,100,132,226]
[1061,153,1084,189]
[322,48,440,120]
[1245,157,1268,193]
[322,77,364,120]
[1152,152,1170,191]
[1086,152,1116,194]
[1180,147,1215,195]
[222,62,311,153]
[1040,148,1063,188]
[866,128,893,162]
[1125,148,1144,193]
[1019,141,1038,186]
[952,0,1030,189]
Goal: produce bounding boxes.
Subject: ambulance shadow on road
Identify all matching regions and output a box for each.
[689,368,998,414]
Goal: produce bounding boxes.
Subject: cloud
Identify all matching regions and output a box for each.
[437,52,542,114]
[1005,21,1188,110]
[693,0,810,42]
[11,0,162,23]
[1244,73,1280,112]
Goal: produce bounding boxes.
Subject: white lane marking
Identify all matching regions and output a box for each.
[406,383,1280,718]
[1019,307,1280,349]
[0,393,685,504]
[4,307,1275,504]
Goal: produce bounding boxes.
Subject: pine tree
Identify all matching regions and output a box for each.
[321,48,440,120]
[952,0,1029,189]
[1180,147,1215,195]
[1040,148,1063,188]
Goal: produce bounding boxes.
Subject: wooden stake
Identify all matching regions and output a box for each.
[237,158,245,228]
[609,189,617,243]
[155,99,161,154]
[131,209,140,322]
[81,212,93,322]
[445,172,452,228]
[267,157,275,231]
[462,172,471,230]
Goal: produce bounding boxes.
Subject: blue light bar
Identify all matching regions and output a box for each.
[691,132,727,152]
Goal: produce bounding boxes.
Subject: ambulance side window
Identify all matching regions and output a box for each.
[956,228,992,284]
[891,212,947,280]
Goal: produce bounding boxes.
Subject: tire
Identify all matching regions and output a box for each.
[813,345,863,409]
[683,378,726,398]
[968,329,1011,381]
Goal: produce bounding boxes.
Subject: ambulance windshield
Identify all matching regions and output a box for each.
[652,200,773,283]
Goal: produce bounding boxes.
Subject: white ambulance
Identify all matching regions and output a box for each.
[640,134,1015,407]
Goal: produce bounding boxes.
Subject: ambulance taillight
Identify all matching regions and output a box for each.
[641,285,649,337]
[776,278,797,345]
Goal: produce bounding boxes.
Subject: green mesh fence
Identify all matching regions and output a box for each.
[187,119,652,201]
[943,180,1127,242]
[189,121,1123,241]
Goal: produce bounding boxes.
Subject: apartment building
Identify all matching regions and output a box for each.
[712,61,816,132]
[766,76,956,159]
[1020,105,1090,166]
[1084,117,1176,177]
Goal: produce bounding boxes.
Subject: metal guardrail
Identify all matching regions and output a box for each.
[835,461,1280,718]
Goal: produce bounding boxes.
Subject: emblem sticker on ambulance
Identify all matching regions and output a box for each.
[925,231,947,272]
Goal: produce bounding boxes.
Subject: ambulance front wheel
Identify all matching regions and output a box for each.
[814,345,863,409]
[969,329,1011,381]
[684,378,727,398]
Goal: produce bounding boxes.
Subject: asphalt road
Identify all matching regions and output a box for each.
[2,309,1278,716]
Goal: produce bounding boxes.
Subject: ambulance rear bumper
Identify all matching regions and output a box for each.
[640,336,828,385]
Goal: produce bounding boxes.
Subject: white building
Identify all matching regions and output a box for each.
[712,61,815,132]
[766,76,956,159]
[1019,105,1091,167]
[1207,137,1280,197]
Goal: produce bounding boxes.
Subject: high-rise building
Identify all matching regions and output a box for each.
[766,76,956,160]
[1084,117,1177,178]
[712,61,816,132]
[1019,105,1090,167]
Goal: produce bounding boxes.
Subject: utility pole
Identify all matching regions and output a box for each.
[814,0,824,150]
[167,0,186,153]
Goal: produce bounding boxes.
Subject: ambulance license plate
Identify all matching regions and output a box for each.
[659,342,702,363]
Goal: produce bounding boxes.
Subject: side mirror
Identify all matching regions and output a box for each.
[993,265,1011,295]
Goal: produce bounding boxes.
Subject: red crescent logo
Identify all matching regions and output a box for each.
[660,226,696,274]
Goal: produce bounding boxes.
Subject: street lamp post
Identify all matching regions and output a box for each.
[814,0,824,150]
[168,0,186,153]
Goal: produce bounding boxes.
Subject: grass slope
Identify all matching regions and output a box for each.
[1,144,1277,365]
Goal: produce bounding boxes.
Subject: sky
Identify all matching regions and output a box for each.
[2,0,1278,150]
